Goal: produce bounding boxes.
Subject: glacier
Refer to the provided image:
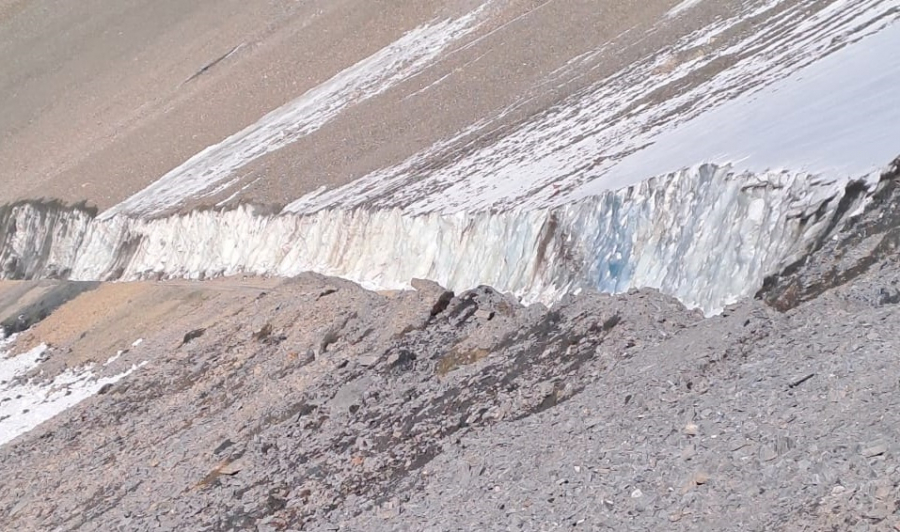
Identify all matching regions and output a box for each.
[0,164,868,315]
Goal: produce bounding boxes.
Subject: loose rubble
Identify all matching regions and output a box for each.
[0,238,898,531]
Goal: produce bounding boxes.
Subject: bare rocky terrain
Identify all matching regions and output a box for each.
[0,162,898,531]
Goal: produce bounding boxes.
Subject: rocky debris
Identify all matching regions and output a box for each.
[181,328,206,346]
[325,291,900,532]
[0,275,698,531]
[1,206,900,530]
[758,156,900,311]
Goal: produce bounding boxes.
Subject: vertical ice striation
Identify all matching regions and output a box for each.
[0,202,96,280]
[0,164,865,314]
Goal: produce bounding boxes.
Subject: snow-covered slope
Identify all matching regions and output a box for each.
[284,0,900,214]
[97,11,488,221]
[91,0,900,219]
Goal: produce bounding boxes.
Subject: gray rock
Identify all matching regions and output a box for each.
[3,199,900,532]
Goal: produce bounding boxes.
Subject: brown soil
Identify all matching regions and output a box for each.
[12,278,281,370]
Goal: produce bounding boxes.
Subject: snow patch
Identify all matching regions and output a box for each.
[667,0,704,18]
[282,0,899,214]
[0,339,146,446]
[583,20,900,192]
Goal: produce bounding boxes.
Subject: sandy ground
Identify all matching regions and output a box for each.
[0,0,747,212]
[0,277,286,369]
[0,0,459,208]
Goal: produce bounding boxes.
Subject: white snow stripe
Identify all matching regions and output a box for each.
[100,9,486,219]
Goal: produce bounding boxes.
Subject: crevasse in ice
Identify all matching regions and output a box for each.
[0,164,857,315]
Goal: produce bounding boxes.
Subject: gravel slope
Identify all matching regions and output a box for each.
[0,175,899,530]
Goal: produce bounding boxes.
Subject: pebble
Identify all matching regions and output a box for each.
[861,443,887,458]
[760,445,778,462]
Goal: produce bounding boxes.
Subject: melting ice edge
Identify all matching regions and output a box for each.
[0,163,880,315]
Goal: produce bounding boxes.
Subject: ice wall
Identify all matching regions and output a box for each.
[0,164,863,314]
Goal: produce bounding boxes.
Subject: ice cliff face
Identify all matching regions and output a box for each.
[0,164,865,314]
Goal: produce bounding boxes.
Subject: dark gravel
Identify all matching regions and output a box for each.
[1,164,900,530]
